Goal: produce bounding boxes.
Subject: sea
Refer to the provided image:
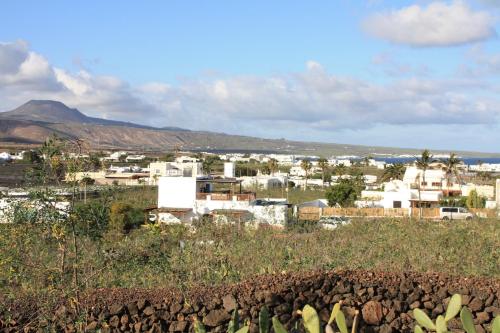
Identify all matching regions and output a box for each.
[370,157,500,166]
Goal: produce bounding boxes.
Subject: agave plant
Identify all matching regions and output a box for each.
[298,302,355,333]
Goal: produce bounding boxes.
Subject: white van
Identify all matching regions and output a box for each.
[439,207,474,220]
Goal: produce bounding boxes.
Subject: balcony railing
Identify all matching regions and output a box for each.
[196,192,256,201]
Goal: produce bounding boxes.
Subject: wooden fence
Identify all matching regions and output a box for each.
[470,208,498,218]
[298,206,497,220]
[298,207,410,220]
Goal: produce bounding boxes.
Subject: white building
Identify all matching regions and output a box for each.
[328,158,352,167]
[156,176,287,227]
[469,163,500,172]
[126,155,146,162]
[359,180,443,209]
[240,173,288,190]
[149,161,203,182]
[461,184,495,200]
[175,155,199,164]
[0,152,12,162]
[102,151,128,162]
[224,162,235,178]
[289,165,322,177]
[368,159,386,169]
[403,166,462,195]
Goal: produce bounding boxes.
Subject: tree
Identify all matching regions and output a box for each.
[334,163,347,177]
[202,155,221,174]
[442,153,462,196]
[415,149,434,219]
[466,189,485,209]
[317,158,329,184]
[267,158,279,176]
[25,134,65,185]
[300,159,312,190]
[88,154,102,171]
[326,176,364,207]
[160,153,175,162]
[381,163,406,182]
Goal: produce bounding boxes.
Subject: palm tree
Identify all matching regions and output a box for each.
[442,153,462,197]
[334,163,347,177]
[267,158,279,176]
[300,159,312,191]
[381,163,406,182]
[416,149,434,190]
[317,157,329,184]
[415,149,434,219]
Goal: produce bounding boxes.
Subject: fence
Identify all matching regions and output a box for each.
[298,206,498,220]
[298,207,410,220]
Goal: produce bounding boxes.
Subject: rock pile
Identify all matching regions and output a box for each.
[1,270,499,332]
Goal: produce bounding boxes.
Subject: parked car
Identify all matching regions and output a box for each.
[319,216,351,230]
[439,207,474,220]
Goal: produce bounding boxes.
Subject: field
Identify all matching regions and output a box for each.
[1,185,499,331]
[1,214,498,301]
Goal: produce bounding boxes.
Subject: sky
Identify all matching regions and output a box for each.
[1,0,500,152]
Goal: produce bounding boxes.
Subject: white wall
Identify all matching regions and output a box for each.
[250,205,288,227]
[195,197,251,215]
[462,184,495,199]
[224,162,235,178]
[158,177,197,209]
[497,179,500,208]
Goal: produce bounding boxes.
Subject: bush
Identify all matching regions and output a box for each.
[109,202,144,233]
[326,177,364,207]
[73,201,110,239]
[466,190,486,209]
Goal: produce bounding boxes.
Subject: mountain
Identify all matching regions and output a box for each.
[1,100,499,157]
[1,100,89,123]
[0,100,159,129]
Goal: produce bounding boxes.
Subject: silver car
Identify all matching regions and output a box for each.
[439,207,474,220]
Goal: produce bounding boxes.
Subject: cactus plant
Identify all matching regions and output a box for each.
[194,318,206,333]
[272,316,288,333]
[492,316,500,333]
[460,307,476,333]
[227,308,240,333]
[259,306,270,333]
[413,294,500,333]
[194,295,499,333]
[300,304,320,333]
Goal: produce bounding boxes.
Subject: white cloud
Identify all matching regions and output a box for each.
[459,45,500,76]
[363,1,496,47]
[0,40,499,144]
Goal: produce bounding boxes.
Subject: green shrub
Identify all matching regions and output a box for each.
[109,202,143,233]
[326,177,364,207]
[466,190,486,209]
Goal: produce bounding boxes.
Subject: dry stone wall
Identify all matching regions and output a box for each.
[1,270,499,333]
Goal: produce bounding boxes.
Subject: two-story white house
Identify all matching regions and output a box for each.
[155,167,288,227]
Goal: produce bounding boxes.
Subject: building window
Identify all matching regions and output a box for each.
[421,182,427,186]
[432,182,442,187]
[393,201,402,208]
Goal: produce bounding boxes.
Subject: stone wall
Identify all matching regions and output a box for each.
[1,270,499,332]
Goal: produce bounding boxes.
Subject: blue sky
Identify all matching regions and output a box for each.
[1,0,500,152]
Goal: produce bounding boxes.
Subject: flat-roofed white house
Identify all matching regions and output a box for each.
[402,165,462,196]
[155,175,288,227]
[149,161,203,183]
[359,179,443,209]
